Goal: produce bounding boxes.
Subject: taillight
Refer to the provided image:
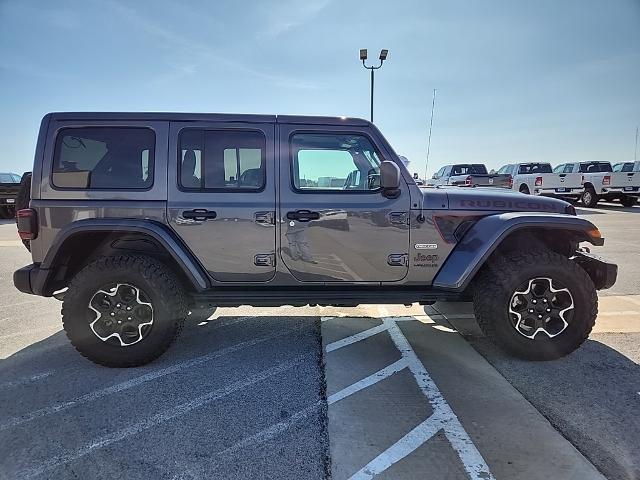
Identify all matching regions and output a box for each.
[534,176,543,187]
[16,209,37,240]
[603,175,611,186]
[508,175,513,189]
[465,176,472,186]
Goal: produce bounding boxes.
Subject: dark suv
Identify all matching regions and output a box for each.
[14,112,616,367]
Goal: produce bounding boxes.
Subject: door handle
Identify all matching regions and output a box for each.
[254,211,275,225]
[182,209,217,221]
[286,210,320,222]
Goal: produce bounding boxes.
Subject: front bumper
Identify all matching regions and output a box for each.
[13,264,49,296]
[572,252,617,290]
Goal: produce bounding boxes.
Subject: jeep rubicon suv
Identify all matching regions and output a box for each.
[14,113,617,367]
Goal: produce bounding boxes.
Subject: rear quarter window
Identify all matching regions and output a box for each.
[52,127,155,190]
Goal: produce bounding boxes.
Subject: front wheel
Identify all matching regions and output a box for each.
[62,255,188,367]
[473,250,597,360]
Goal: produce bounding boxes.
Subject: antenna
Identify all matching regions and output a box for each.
[635,126,638,162]
[423,89,437,182]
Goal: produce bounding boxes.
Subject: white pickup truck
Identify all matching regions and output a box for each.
[497,162,583,200]
[613,161,640,173]
[561,161,640,207]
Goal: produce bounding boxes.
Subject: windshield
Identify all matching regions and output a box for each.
[0,173,20,183]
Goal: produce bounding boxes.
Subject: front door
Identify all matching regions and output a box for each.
[167,122,276,282]
[278,125,410,282]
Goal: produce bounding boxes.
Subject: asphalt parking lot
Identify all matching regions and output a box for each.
[1,203,639,480]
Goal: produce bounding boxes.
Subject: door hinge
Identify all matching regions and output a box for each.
[254,253,275,267]
[254,211,275,225]
[387,253,408,267]
[389,212,409,225]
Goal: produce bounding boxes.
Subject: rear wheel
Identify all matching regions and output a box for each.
[62,254,188,367]
[473,249,596,360]
[519,185,530,194]
[581,187,599,208]
[620,196,638,207]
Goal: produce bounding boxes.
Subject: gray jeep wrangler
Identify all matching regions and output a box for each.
[14,113,617,367]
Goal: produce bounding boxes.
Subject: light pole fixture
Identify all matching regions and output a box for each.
[360,48,389,122]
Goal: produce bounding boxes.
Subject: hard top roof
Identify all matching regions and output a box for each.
[47,112,371,126]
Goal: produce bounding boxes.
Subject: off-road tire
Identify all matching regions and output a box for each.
[473,249,597,360]
[620,196,637,208]
[15,172,32,250]
[519,185,530,194]
[581,187,599,208]
[62,254,188,367]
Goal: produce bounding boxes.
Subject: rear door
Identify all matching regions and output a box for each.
[167,122,276,282]
[278,124,410,283]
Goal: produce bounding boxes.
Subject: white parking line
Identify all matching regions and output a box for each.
[385,319,493,480]
[0,371,53,390]
[326,317,494,480]
[328,358,409,405]
[16,355,308,479]
[325,323,388,353]
[0,326,303,431]
[349,415,444,480]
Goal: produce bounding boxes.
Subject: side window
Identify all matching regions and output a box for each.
[433,167,445,178]
[497,165,511,174]
[179,129,266,191]
[552,164,564,173]
[563,164,574,173]
[291,133,382,191]
[52,128,155,189]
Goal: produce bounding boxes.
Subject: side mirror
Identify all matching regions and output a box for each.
[380,161,401,198]
[432,174,438,179]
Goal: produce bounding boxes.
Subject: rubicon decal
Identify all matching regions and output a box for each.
[458,199,558,211]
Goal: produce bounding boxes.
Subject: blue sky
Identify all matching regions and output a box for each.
[1,0,639,176]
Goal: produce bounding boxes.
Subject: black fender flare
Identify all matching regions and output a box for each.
[432,212,603,291]
[36,219,209,294]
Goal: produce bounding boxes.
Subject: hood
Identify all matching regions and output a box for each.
[433,187,572,215]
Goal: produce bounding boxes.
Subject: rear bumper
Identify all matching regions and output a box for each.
[13,264,49,296]
[535,188,583,198]
[572,252,617,290]
[603,188,640,198]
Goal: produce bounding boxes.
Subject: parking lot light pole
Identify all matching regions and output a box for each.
[360,49,388,123]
